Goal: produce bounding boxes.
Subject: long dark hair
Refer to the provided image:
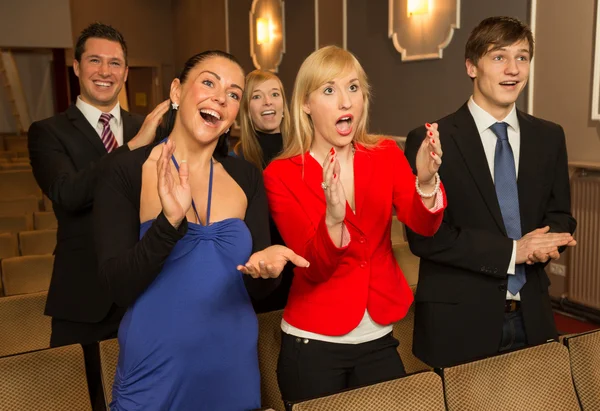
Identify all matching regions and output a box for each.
[157,50,243,159]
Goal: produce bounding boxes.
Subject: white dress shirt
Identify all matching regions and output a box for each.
[467,97,521,301]
[76,96,124,147]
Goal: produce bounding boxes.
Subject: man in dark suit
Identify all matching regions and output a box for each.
[404,16,577,368]
[28,23,166,348]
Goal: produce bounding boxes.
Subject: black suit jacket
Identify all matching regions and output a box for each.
[28,104,143,326]
[404,103,576,368]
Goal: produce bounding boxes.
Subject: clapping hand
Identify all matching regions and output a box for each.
[415,123,443,186]
[157,139,192,228]
[322,148,346,228]
[238,245,310,279]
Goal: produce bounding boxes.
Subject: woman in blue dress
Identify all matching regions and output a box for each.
[93,50,308,411]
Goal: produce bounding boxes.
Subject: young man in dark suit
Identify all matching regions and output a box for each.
[404,16,577,368]
[28,23,167,347]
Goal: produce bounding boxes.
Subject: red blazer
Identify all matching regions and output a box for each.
[263,139,446,335]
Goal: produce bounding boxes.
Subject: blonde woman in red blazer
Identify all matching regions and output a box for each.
[263,46,446,406]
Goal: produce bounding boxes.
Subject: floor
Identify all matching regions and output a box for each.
[554,310,600,335]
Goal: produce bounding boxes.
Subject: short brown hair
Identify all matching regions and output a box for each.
[465,16,534,66]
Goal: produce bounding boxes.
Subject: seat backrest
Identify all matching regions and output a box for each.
[0,197,39,215]
[564,329,600,410]
[0,291,51,357]
[0,161,31,171]
[99,338,120,408]
[18,229,57,255]
[391,219,406,245]
[0,170,41,200]
[257,309,285,411]
[0,232,18,260]
[392,242,419,287]
[0,254,54,296]
[33,211,58,230]
[0,212,33,233]
[443,342,580,411]
[3,135,28,152]
[0,344,92,411]
[292,371,445,411]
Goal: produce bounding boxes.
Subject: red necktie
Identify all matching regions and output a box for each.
[99,113,118,153]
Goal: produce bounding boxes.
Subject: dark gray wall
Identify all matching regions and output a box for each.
[347,0,530,136]
[227,0,315,99]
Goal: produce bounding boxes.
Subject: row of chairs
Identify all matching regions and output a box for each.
[2,314,596,411]
[0,241,417,354]
[0,134,28,152]
[0,170,41,201]
[0,211,56,234]
[0,255,53,297]
[290,334,599,411]
[0,229,56,258]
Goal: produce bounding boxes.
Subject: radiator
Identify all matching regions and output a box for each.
[567,170,600,310]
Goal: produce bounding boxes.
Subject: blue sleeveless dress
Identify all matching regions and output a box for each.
[111,155,261,411]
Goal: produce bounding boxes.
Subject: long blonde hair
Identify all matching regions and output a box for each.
[279,46,379,159]
[236,70,290,170]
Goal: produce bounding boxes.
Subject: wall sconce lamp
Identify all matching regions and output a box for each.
[389,0,460,61]
[407,0,429,17]
[256,17,275,45]
[250,0,286,72]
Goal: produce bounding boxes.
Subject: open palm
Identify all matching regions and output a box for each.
[157,139,192,227]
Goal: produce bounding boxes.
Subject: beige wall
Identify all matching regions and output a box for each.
[0,0,72,48]
[533,0,600,164]
[172,0,228,72]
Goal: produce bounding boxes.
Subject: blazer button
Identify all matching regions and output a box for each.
[360,261,367,269]
[499,284,507,292]
[359,237,366,244]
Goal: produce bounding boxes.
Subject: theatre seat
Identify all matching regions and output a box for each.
[564,329,600,410]
[257,309,285,411]
[0,291,51,357]
[393,242,419,287]
[0,232,18,261]
[18,229,56,255]
[0,344,92,411]
[0,197,39,215]
[0,254,53,296]
[291,371,445,410]
[0,170,41,200]
[443,342,580,411]
[392,288,431,374]
[99,338,120,407]
[33,211,57,230]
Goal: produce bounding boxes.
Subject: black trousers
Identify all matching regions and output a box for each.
[277,331,406,407]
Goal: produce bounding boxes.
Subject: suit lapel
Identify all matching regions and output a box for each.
[121,108,138,143]
[516,111,539,232]
[450,104,507,234]
[66,105,107,156]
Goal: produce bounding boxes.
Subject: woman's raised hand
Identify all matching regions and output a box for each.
[157,139,192,228]
[237,245,310,279]
[323,148,346,228]
[415,123,443,186]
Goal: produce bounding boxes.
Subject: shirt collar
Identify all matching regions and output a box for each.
[76,96,122,127]
[467,96,519,134]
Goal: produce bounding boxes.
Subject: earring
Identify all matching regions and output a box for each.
[226,128,230,134]
[171,102,179,110]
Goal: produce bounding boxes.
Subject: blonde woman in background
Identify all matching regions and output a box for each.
[234,69,294,312]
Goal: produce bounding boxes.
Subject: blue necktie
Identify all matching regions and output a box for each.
[490,122,526,295]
